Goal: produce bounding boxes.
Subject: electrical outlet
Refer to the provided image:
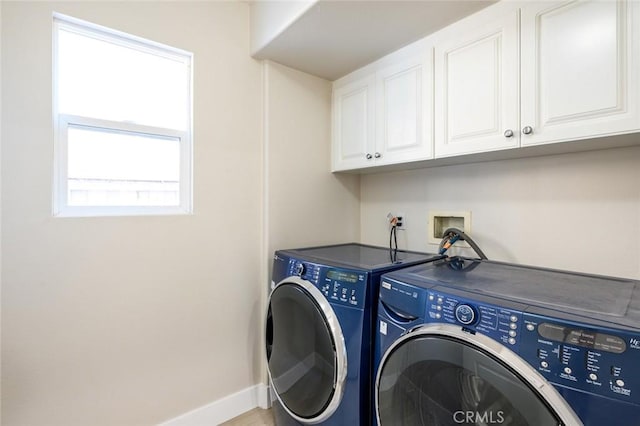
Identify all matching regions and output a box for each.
[386,212,405,229]
[428,211,471,245]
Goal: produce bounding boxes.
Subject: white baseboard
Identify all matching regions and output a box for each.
[159,383,271,426]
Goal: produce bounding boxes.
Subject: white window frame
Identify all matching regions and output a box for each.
[52,13,193,217]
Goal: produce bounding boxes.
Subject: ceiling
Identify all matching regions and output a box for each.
[252,0,496,81]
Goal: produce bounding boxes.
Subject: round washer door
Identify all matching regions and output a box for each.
[265,276,347,424]
[376,324,582,426]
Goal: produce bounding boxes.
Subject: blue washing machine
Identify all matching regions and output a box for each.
[265,243,443,425]
[374,257,640,426]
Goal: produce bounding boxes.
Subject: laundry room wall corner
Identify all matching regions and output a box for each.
[258,59,270,400]
[261,59,361,386]
[0,1,3,421]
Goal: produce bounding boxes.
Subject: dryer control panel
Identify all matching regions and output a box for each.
[520,314,640,406]
[286,259,368,309]
[425,289,523,349]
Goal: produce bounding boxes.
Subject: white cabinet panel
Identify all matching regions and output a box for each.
[447,36,500,139]
[340,88,369,156]
[332,49,433,171]
[332,75,376,171]
[521,0,640,146]
[435,9,520,158]
[376,55,432,164]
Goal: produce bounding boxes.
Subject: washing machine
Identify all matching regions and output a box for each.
[374,257,640,425]
[265,243,443,425]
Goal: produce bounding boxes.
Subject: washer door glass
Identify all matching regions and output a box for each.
[378,336,563,426]
[266,282,337,420]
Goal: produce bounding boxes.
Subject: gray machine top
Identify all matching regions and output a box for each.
[385,257,640,330]
[279,243,442,272]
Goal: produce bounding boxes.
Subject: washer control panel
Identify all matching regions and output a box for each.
[426,290,521,348]
[520,313,640,405]
[426,289,640,406]
[286,258,367,308]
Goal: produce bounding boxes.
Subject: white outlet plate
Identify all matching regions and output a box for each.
[387,212,405,229]
[428,211,471,245]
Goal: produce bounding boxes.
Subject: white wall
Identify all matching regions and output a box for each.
[1,2,262,425]
[262,60,360,380]
[360,146,640,279]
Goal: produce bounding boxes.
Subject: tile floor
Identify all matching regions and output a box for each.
[219,408,274,426]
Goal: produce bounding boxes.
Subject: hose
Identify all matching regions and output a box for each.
[438,227,488,260]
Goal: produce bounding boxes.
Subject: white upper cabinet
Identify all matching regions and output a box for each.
[375,55,433,165]
[435,0,640,157]
[332,0,640,172]
[520,0,640,146]
[332,75,376,171]
[434,7,520,158]
[332,48,433,171]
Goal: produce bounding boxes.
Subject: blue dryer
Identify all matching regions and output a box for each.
[265,243,442,425]
[374,258,640,426]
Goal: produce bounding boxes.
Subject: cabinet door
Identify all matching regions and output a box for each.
[521,0,640,146]
[332,75,376,171]
[434,9,520,158]
[376,52,433,165]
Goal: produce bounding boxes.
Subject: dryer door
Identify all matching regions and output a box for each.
[376,324,582,426]
[266,276,347,424]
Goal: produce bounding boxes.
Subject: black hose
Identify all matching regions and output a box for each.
[440,227,488,260]
[389,225,398,263]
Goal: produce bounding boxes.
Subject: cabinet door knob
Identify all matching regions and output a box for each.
[504,129,514,138]
[366,153,373,160]
[374,152,382,159]
[522,126,533,135]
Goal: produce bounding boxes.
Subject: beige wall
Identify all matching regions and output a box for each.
[262,60,360,380]
[2,2,262,425]
[0,1,2,420]
[360,146,640,279]
[265,61,360,253]
[260,62,360,380]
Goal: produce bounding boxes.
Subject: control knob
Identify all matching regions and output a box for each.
[455,304,476,325]
[294,262,306,276]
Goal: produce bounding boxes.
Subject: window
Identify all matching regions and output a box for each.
[53,14,192,216]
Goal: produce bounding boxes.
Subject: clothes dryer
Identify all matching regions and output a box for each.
[266,243,442,425]
[375,258,640,426]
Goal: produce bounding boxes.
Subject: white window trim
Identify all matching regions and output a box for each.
[53,13,192,66]
[52,13,194,218]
